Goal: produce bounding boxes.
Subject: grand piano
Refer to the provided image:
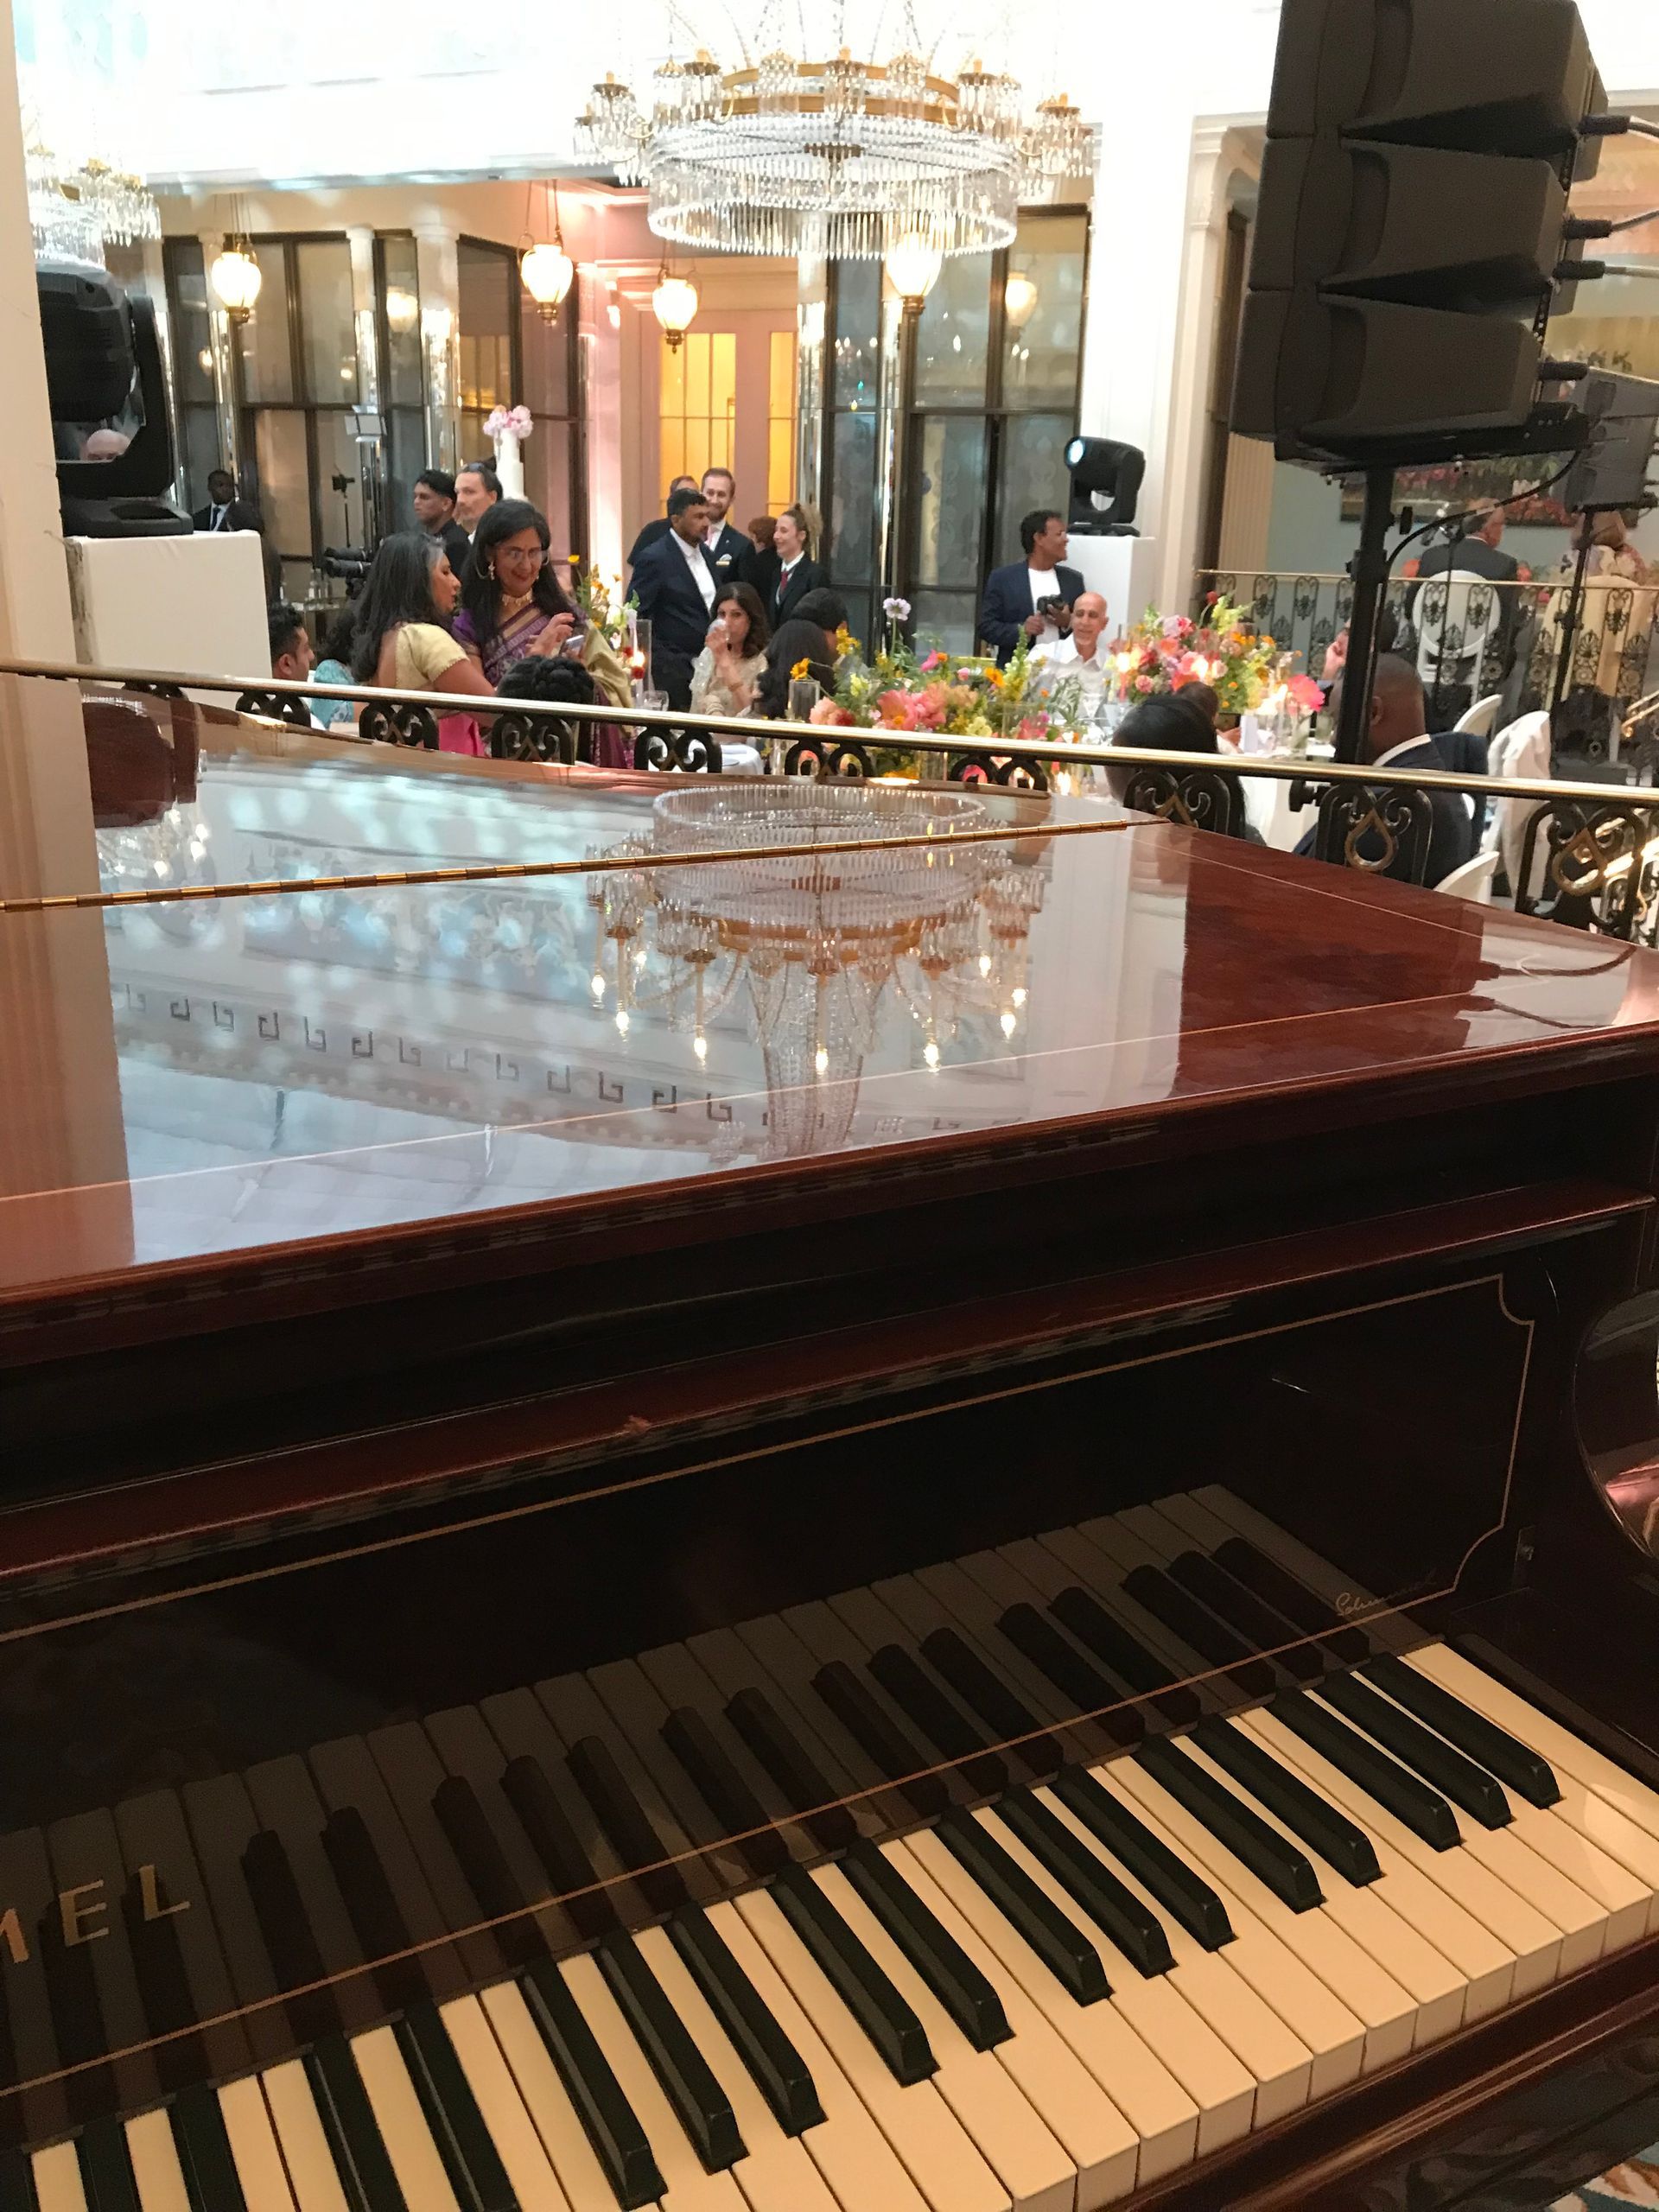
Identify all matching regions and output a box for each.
[3,681,1659,2212]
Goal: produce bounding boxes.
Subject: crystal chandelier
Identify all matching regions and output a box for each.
[585,784,1050,1155]
[22,79,161,268]
[576,3,1093,260]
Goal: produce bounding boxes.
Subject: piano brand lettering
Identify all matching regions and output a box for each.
[0,1866,187,1966]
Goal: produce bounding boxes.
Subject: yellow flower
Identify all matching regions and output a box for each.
[791,658,811,680]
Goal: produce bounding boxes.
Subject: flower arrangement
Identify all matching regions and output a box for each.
[1112,596,1323,720]
[569,559,637,651]
[803,632,1082,772]
[483,404,534,442]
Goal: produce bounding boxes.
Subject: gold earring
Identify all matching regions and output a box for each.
[487,562,497,580]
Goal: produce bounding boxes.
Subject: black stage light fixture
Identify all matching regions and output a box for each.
[1233,0,1604,467]
[39,261,190,537]
[1065,435,1144,535]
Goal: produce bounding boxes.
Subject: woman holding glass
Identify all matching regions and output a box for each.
[689,582,770,719]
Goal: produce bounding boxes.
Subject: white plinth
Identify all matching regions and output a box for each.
[66,531,270,698]
[1067,536,1161,634]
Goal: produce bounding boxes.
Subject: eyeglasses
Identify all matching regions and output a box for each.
[496,544,547,569]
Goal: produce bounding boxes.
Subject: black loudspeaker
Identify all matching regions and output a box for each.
[1065,436,1144,535]
[1233,0,1604,466]
[1558,371,1659,512]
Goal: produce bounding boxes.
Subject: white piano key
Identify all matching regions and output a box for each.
[1177,1728,1468,2047]
[1021,1791,1314,2128]
[966,1806,1255,2155]
[441,1994,574,2211]
[1105,1753,1416,2074]
[732,1885,1013,2212]
[1240,1710,1547,2008]
[700,1900,932,2212]
[30,2143,89,2212]
[1456,1803,1646,1959]
[124,2110,194,2212]
[351,2024,465,2212]
[883,1843,1141,2208]
[1392,1796,1605,1976]
[262,2062,353,2212]
[219,2075,301,2212]
[1405,1649,1659,1854]
[811,1861,1074,2212]
[1541,1779,1659,1936]
[480,1979,665,2212]
[559,1952,750,2212]
[901,1825,1201,2184]
[629,1925,844,2212]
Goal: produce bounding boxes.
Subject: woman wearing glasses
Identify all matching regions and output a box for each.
[454,499,632,734]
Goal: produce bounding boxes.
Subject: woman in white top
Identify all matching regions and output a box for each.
[351,532,496,752]
[689,582,771,720]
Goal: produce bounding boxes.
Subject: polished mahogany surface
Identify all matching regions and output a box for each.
[4,688,1659,1311]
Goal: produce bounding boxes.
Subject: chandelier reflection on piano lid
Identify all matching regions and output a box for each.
[577,0,1095,260]
[588,783,1050,1156]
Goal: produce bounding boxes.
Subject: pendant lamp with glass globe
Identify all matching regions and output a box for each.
[652,262,699,353]
[887,232,944,317]
[520,181,575,327]
[209,236,263,325]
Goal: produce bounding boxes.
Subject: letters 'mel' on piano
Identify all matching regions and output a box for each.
[4,690,1659,2211]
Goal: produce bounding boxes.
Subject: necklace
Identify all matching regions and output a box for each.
[500,588,535,618]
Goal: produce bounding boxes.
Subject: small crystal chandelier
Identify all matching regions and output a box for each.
[25,136,160,264]
[578,4,1094,262]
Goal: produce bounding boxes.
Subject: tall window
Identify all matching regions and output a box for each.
[376,233,425,543]
[904,210,1089,651]
[820,260,884,648]
[457,238,520,471]
[162,238,219,512]
[522,276,585,568]
[768,331,798,512]
[660,331,735,486]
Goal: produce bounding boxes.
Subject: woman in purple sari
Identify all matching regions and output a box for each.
[453,499,633,765]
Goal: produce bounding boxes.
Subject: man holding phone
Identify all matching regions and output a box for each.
[978,508,1086,664]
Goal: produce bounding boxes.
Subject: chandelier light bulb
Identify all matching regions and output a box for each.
[591,973,606,1000]
[209,244,263,323]
[694,1031,709,1062]
[814,1045,830,1077]
[385,286,419,334]
[521,240,575,325]
[652,270,700,351]
[615,1007,631,1036]
[924,1038,941,1070]
[1004,270,1039,328]
[1001,1009,1017,1038]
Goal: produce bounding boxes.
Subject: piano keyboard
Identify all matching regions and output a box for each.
[5,1485,1659,2212]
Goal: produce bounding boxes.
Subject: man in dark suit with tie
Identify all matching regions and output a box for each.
[1294,655,1472,888]
[978,509,1087,664]
[630,485,719,709]
[697,468,754,588]
[193,467,263,536]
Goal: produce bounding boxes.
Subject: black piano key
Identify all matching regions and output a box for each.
[997,1600,1128,1729]
[868,1645,1008,1798]
[1135,1738,1325,1912]
[919,1628,1065,1780]
[597,1930,746,2171]
[499,1754,621,1940]
[935,1812,1109,2005]
[76,2119,139,2212]
[308,2032,411,2212]
[180,1776,300,2075]
[995,1795,1174,1978]
[321,1808,430,2014]
[431,1775,543,1970]
[1362,1655,1561,1808]
[1121,1565,1281,1697]
[45,1809,160,2128]
[811,1660,950,1821]
[1210,1537,1376,1664]
[567,1736,691,1914]
[169,2084,249,2212]
[0,2152,34,2212]
[0,1980,17,2156]
[543,1673,732,1908]
[1166,1552,1325,1682]
[116,1792,251,2098]
[36,1891,109,2124]
[1319,1675,1512,1828]
[737,1613,913,1836]
[312,1734,467,2012]
[724,1687,860,1853]
[521,1955,664,2210]
[1044,1587,1202,1724]
[241,1827,340,2044]
[841,1840,1011,2050]
[1191,1718,1382,1885]
[659,1708,791,1879]
[0,1834,67,2155]
[1050,1769,1236,1949]
[770,1865,935,2087]
[396,2002,517,2212]
[666,1907,825,2137]
[1271,1693,1461,1851]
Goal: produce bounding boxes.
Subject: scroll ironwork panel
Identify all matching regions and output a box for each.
[633,725,726,773]
[1120,765,1241,837]
[1311,780,1433,885]
[780,734,874,779]
[358,700,440,748]
[492,711,577,765]
[946,751,1051,791]
[234,688,315,730]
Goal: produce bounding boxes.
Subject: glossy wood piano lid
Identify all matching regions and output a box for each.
[3,694,1659,1320]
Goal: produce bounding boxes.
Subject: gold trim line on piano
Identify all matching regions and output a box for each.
[0,817,1131,915]
[6,652,1659,810]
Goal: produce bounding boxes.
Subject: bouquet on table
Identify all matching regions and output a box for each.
[569,561,639,653]
[804,599,1084,773]
[1114,596,1323,722]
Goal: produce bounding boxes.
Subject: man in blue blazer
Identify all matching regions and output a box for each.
[630,486,719,709]
[1294,654,1472,888]
[978,509,1087,664]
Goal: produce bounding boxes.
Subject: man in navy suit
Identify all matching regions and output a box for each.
[630,485,719,709]
[1294,655,1472,888]
[978,509,1087,664]
[697,468,754,588]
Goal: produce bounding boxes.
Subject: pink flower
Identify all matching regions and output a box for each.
[920,650,947,672]
[1286,673,1324,711]
[1135,675,1154,694]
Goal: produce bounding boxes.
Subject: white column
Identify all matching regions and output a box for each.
[795,256,827,519]
[346,223,388,540]
[414,226,461,471]
[582,264,623,582]
[0,0,74,663]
